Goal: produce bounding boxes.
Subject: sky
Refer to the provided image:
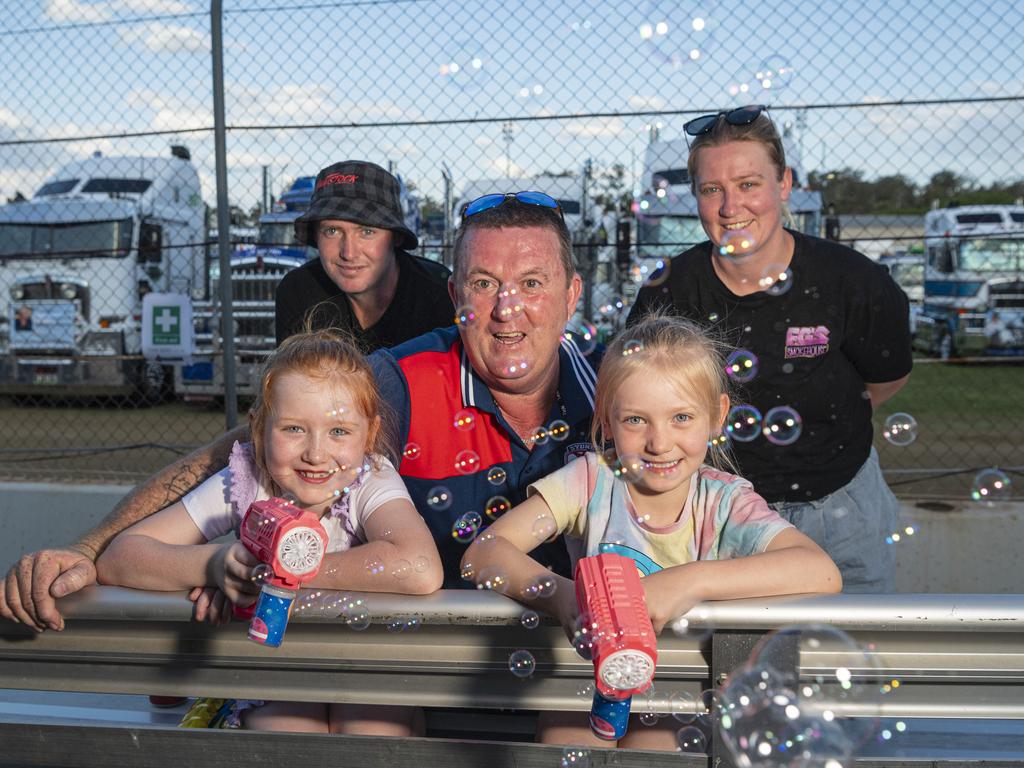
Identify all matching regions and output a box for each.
[0,0,1022,210]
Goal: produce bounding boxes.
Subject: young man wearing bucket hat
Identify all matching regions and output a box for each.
[275,160,454,350]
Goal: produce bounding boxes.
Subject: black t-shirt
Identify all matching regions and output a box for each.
[275,249,455,351]
[627,230,912,503]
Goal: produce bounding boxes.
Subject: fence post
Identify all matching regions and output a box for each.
[210,0,237,429]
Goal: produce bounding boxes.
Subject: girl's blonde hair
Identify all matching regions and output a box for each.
[592,312,737,472]
[248,327,395,477]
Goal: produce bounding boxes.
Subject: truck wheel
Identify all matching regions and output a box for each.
[937,329,954,361]
[134,362,172,405]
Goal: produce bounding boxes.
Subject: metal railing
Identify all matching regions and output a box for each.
[3,589,1024,766]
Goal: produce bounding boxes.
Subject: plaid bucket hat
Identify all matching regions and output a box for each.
[294,161,418,250]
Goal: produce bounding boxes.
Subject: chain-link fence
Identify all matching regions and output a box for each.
[0,0,1021,499]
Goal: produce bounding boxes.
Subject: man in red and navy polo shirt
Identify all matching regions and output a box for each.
[373,327,596,586]
[372,193,598,585]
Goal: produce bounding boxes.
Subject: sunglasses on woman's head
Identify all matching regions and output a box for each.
[683,105,767,137]
[462,191,564,220]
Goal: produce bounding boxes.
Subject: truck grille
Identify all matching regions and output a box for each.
[230,266,289,303]
[991,281,1024,309]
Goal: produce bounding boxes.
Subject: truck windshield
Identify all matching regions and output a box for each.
[0,219,133,258]
[257,222,301,246]
[637,216,707,260]
[958,238,1024,273]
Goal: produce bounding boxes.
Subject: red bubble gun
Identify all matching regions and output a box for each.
[574,552,658,700]
[232,499,328,646]
[239,498,328,590]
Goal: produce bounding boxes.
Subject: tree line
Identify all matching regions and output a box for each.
[807,169,1024,215]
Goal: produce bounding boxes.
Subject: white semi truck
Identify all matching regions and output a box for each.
[915,204,1024,359]
[0,147,205,398]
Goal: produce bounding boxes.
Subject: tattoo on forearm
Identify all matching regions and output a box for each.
[161,460,207,507]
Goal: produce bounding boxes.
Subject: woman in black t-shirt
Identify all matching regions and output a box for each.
[628,107,912,593]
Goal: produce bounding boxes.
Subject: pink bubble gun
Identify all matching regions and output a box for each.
[575,552,658,739]
[235,498,328,647]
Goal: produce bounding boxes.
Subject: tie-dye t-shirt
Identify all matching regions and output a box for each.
[528,453,792,575]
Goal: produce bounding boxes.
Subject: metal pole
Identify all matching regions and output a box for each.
[442,163,453,268]
[211,0,237,429]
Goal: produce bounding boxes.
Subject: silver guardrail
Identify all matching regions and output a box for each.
[2,588,1024,718]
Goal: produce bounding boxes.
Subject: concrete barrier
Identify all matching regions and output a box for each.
[0,483,1020,593]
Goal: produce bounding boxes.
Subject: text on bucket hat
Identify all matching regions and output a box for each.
[294,161,418,250]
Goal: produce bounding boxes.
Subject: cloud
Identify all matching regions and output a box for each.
[0,109,20,129]
[118,22,207,53]
[627,94,668,110]
[43,0,110,22]
[565,118,626,138]
[44,0,194,22]
[112,0,194,12]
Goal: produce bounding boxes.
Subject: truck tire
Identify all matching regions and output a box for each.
[134,362,173,405]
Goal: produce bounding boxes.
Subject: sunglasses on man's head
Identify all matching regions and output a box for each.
[683,105,767,137]
[462,191,564,220]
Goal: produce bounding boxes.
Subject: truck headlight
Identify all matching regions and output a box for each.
[60,283,77,300]
[10,285,24,300]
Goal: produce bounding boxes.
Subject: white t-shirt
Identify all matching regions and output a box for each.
[181,448,411,553]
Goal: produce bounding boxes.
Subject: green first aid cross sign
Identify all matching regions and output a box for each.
[152,305,181,345]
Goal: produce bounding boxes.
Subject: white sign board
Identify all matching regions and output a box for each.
[141,292,194,364]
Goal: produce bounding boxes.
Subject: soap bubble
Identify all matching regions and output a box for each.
[759,264,793,296]
[726,404,762,442]
[560,747,590,767]
[639,711,660,726]
[718,624,884,768]
[643,259,671,288]
[426,485,453,511]
[971,468,1012,503]
[531,512,557,541]
[718,228,756,257]
[364,557,384,576]
[454,305,477,325]
[484,495,511,520]
[676,725,707,753]
[528,426,550,446]
[476,566,509,593]
[509,650,536,678]
[453,408,476,431]
[548,419,571,441]
[402,442,421,461]
[486,466,508,485]
[522,574,557,599]
[725,349,759,383]
[622,338,644,356]
[451,511,482,542]
[250,563,273,584]
[390,559,412,580]
[521,610,541,629]
[454,449,481,475]
[563,321,599,356]
[763,405,803,446]
[603,450,645,482]
[883,412,918,446]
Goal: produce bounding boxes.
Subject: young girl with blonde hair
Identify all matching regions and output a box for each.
[462,313,840,750]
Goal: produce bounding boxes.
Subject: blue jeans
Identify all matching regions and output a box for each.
[769,448,898,593]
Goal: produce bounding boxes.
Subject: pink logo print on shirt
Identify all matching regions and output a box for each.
[785,325,830,358]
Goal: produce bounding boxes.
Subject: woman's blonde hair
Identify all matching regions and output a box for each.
[248,327,395,479]
[592,312,737,472]
[687,111,787,188]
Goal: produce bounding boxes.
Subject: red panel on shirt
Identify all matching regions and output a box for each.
[396,343,513,480]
